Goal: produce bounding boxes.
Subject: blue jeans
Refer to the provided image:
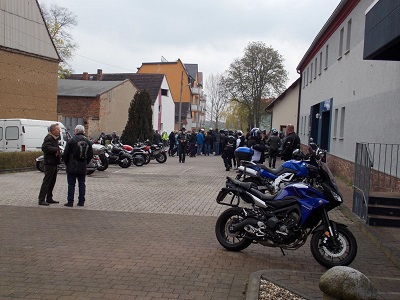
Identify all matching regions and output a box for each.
[67,173,86,204]
[197,143,203,155]
[205,144,211,155]
[213,142,220,155]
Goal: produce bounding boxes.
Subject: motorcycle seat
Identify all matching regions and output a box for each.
[226,177,253,191]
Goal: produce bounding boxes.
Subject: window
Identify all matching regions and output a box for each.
[0,127,2,141]
[310,63,313,83]
[303,71,307,88]
[346,19,352,53]
[300,117,303,135]
[338,27,344,59]
[314,58,317,79]
[306,67,309,85]
[319,52,323,75]
[333,108,338,138]
[339,107,345,139]
[5,126,19,140]
[161,89,168,96]
[325,45,329,70]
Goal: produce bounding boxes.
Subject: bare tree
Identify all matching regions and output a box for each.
[224,41,288,129]
[41,3,78,78]
[205,73,229,129]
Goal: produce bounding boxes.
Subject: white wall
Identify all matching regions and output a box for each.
[299,0,400,162]
[153,76,175,134]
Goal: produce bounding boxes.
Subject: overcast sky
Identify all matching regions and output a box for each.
[38,0,340,88]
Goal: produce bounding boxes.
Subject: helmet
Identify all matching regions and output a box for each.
[228,130,234,135]
[237,130,243,136]
[272,128,278,135]
[251,128,261,138]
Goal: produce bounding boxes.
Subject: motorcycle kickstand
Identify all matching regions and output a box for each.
[280,248,285,256]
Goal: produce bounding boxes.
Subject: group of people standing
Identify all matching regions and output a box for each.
[162,125,300,171]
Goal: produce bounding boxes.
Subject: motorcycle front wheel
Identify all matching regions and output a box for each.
[310,224,357,268]
[36,160,44,172]
[156,152,167,163]
[97,154,109,171]
[215,207,252,252]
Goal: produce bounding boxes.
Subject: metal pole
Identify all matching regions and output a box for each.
[178,71,183,129]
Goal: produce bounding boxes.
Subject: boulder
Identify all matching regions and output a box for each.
[319,266,377,300]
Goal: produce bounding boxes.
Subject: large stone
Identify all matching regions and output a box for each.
[319,266,378,300]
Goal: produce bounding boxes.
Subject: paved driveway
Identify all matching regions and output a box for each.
[1,155,400,299]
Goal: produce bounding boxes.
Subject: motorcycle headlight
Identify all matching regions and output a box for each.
[331,190,342,203]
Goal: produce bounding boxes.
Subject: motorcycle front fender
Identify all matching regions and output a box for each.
[36,155,44,162]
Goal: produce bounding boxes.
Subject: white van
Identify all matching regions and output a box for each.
[0,119,70,152]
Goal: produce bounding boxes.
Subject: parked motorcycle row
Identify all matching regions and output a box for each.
[35,137,168,174]
[214,141,358,269]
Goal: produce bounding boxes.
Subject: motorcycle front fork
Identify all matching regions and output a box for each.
[321,208,339,246]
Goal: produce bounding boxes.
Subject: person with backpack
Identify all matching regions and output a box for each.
[63,125,93,207]
[221,130,236,171]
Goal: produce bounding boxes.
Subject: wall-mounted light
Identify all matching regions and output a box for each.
[315,113,321,119]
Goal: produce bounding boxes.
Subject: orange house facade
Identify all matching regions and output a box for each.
[137,59,205,130]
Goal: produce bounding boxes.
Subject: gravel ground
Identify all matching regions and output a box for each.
[259,279,306,300]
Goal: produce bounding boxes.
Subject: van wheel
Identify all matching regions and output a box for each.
[36,161,44,172]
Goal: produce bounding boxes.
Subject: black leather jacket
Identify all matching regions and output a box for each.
[41,134,61,165]
[63,133,93,175]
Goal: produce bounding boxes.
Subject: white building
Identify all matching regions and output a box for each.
[297,0,400,181]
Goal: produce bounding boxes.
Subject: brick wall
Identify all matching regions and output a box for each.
[0,50,58,120]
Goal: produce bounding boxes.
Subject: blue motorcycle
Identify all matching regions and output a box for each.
[236,148,319,194]
[215,146,357,268]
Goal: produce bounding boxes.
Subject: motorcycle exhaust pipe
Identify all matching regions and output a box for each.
[231,218,259,232]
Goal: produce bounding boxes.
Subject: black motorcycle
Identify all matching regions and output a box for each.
[106,142,132,168]
[215,145,357,268]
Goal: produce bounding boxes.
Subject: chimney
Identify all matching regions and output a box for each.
[83,72,89,80]
[97,69,103,81]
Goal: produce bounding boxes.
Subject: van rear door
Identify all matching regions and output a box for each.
[2,120,21,152]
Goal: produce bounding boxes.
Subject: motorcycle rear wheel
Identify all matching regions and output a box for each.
[310,224,357,268]
[215,207,252,251]
[118,156,132,168]
[156,153,167,163]
[36,160,44,172]
[132,154,145,166]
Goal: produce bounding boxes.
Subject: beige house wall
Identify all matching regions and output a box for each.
[98,81,137,138]
[0,50,59,120]
[270,81,300,133]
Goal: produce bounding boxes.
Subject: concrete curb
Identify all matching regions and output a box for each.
[245,270,320,300]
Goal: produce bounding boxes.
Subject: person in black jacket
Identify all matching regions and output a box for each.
[177,127,189,163]
[221,130,236,171]
[168,131,176,156]
[281,124,300,161]
[63,125,93,207]
[266,129,281,168]
[38,123,62,206]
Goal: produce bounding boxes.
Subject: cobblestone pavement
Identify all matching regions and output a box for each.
[1,154,400,299]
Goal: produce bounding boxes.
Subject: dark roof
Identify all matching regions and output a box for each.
[58,79,129,97]
[66,73,165,105]
[184,64,198,82]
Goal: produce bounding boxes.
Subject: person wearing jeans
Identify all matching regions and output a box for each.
[62,125,93,207]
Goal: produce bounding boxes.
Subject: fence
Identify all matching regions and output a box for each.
[353,142,400,221]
